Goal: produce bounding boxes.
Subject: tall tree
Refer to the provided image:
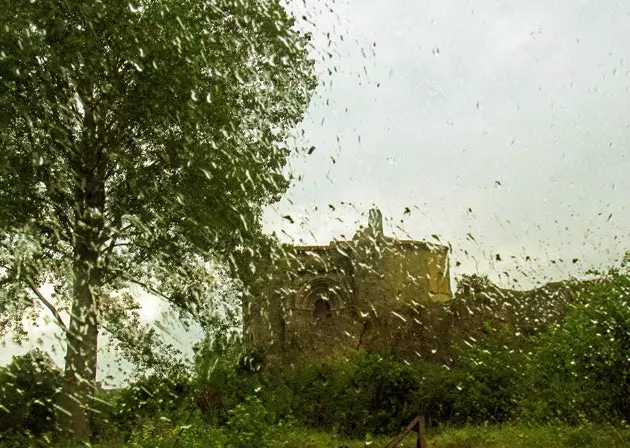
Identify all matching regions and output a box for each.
[0,0,316,439]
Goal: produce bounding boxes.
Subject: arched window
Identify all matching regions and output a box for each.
[313,298,332,319]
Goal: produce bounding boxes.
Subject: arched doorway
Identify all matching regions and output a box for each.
[313,298,332,319]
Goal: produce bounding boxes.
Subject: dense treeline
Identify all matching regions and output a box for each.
[1,268,628,447]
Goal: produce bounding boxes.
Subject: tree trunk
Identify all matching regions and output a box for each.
[59,263,99,440]
[58,136,106,441]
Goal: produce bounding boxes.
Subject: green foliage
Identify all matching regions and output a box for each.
[414,362,462,425]
[416,324,528,427]
[0,349,61,439]
[122,396,286,448]
[276,359,354,431]
[430,423,630,448]
[88,270,630,443]
[450,327,527,424]
[193,333,263,424]
[524,271,630,423]
[125,413,228,448]
[0,0,316,269]
[455,274,493,296]
[108,364,193,438]
[274,351,420,437]
[225,396,283,448]
[53,422,630,448]
[352,352,420,434]
[0,0,316,437]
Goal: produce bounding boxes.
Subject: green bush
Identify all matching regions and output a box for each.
[193,333,263,424]
[126,412,228,448]
[280,359,356,431]
[195,345,421,437]
[451,327,527,424]
[226,395,285,448]
[415,361,462,425]
[274,351,420,438]
[415,325,528,427]
[352,352,420,434]
[524,271,630,423]
[110,363,193,437]
[126,395,290,448]
[0,349,61,439]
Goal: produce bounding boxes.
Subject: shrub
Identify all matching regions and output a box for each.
[524,271,630,423]
[110,363,193,437]
[351,352,420,434]
[417,325,528,427]
[289,360,360,432]
[226,395,282,448]
[415,361,462,425]
[0,349,61,439]
[451,326,527,424]
[126,412,228,448]
[274,351,420,438]
[193,333,263,424]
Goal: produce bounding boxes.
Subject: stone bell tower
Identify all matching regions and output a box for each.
[368,207,383,235]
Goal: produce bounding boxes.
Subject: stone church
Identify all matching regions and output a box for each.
[245,209,453,363]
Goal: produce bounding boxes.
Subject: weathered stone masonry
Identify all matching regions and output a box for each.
[245,210,453,363]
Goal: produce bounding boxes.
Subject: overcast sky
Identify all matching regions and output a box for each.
[3,0,629,379]
[266,0,630,288]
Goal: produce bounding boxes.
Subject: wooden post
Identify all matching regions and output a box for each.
[385,415,420,448]
[416,412,427,448]
[385,412,427,448]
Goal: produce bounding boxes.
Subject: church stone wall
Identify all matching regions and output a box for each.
[245,211,452,364]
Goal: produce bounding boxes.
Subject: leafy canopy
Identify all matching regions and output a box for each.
[0,0,316,337]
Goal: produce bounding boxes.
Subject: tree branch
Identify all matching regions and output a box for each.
[120,275,172,303]
[101,223,134,248]
[26,279,68,335]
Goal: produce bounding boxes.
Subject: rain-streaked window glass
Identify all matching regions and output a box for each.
[1,0,629,447]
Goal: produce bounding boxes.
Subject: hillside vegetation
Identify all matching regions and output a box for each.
[1,268,628,447]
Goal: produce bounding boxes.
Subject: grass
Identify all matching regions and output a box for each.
[429,423,630,448]
[274,423,630,448]
[4,422,629,447]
